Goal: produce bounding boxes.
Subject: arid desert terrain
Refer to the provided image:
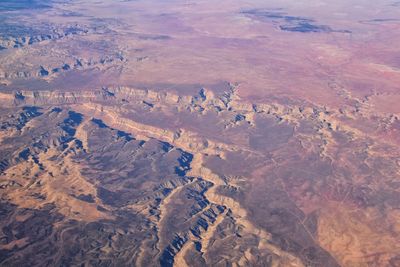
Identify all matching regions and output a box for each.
[1,0,400,266]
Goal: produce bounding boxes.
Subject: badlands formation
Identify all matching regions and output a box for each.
[1,0,400,266]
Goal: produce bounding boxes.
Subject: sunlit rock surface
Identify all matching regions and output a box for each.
[1,0,400,266]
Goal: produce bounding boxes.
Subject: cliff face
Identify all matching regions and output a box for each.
[1,85,399,267]
[2,0,400,266]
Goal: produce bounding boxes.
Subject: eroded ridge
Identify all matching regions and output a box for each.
[1,82,399,267]
[1,0,400,266]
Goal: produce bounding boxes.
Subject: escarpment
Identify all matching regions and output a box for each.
[0,24,94,50]
[1,83,399,267]
[2,0,400,266]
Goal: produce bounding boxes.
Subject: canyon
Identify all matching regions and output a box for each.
[1,0,400,266]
